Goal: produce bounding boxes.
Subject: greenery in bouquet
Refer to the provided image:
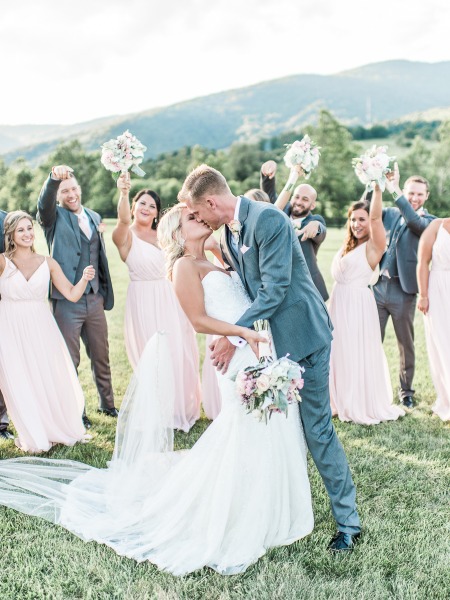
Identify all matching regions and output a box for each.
[283,135,320,179]
[100,130,147,181]
[234,321,304,423]
[352,145,395,191]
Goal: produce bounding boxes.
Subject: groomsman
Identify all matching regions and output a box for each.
[37,166,117,427]
[0,210,14,440]
[374,163,436,408]
[260,160,329,301]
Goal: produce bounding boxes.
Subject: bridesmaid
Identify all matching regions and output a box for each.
[417,218,450,421]
[329,186,405,424]
[0,211,93,452]
[112,174,201,432]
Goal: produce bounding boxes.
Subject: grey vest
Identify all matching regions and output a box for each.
[76,228,100,295]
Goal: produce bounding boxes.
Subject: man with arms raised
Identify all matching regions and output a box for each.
[260,160,328,301]
[37,165,117,427]
[180,164,361,552]
[374,163,435,408]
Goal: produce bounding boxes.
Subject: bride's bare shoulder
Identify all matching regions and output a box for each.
[172,256,201,281]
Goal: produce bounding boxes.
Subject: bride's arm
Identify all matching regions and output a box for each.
[172,258,263,355]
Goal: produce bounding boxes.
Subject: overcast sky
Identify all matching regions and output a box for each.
[1,0,449,125]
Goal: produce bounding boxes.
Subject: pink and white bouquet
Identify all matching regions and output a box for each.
[235,320,304,423]
[352,145,395,191]
[100,130,147,180]
[283,135,320,179]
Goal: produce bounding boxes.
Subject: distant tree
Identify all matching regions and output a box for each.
[0,158,35,214]
[305,110,361,223]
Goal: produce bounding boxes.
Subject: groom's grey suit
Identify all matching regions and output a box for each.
[221,196,360,534]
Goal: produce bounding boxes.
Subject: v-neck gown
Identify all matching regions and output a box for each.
[124,232,201,431]
[328,243,405,425]
[423,223,450,421]
[0,257,85,452]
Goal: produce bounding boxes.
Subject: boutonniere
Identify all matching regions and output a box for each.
[227,219,242,242]
[97,222,106,234]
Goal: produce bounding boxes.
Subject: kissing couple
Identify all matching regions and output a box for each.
[0,165,360,576]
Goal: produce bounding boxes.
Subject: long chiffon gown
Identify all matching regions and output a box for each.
[124,231,201,431]
[329,243,405,425]
[0,256,85,452]
[0,271,313,576]
[423,223,450,421]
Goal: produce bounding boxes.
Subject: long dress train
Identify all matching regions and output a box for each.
[423,223,450,421]
[124,231,201,431]
[329,243,405,424]
[0,256,85,452]
[0,271,313,576]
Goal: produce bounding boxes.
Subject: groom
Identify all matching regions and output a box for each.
[180,165,361,552]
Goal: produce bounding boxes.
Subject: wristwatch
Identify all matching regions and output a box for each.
[392,191,400,201]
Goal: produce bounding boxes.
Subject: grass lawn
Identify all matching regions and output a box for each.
[0,222,449,600]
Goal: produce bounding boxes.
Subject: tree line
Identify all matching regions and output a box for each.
[1,110,449,225]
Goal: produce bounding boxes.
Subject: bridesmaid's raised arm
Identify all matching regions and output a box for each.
[366,184,386,270]
[112,172,133,262]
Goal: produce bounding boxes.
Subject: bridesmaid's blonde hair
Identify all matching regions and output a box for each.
[157,203,188,280]
[4,211,36,259]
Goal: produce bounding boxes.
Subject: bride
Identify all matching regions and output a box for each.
[0,204,313,576]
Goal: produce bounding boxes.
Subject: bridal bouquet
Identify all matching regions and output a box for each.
[352,145,395,191]
[235,320,304,423]
[283,135,320,179]
[100,130,147,180]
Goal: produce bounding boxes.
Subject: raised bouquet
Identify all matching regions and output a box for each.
[235,320,304,423]
[100,130,147,180]
[283,135,320,179]
[352,145,395,191]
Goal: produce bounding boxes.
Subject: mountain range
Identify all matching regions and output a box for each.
[2,60,450,165]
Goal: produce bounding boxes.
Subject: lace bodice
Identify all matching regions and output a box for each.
[431,224,450,271]
[202,270,256,381]
[202,270,252,322]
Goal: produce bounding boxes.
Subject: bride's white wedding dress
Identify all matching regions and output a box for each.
[0,271,313,576]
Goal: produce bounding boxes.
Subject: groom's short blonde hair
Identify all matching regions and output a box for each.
[178,164,229,204]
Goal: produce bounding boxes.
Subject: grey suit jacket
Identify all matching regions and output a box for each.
[36,176,114,310]
[220,196,332,362]
[261,170,329,301]
[0,210,6,254]
[377,195,435,295]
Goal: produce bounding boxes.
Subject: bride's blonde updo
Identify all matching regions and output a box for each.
[157,203,188,280]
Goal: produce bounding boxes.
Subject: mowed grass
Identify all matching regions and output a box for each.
[0,222,449,600]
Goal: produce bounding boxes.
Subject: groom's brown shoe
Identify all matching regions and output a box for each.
[328,531,361,552]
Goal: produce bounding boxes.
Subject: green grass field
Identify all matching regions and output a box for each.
[0,222,449,600]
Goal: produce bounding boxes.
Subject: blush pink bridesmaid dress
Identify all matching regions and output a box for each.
[124,232,201,431]
[423,223,450,421]
[0,256,85,452]
[328,243,405,425]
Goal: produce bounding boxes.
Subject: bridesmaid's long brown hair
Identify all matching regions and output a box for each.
[342,200,370,257]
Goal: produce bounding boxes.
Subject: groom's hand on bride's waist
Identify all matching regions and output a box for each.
[210,337,236,374]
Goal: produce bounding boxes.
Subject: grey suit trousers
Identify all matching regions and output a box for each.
[299,344,360,534]
[373,276,416,398]
[52,292,115,410]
